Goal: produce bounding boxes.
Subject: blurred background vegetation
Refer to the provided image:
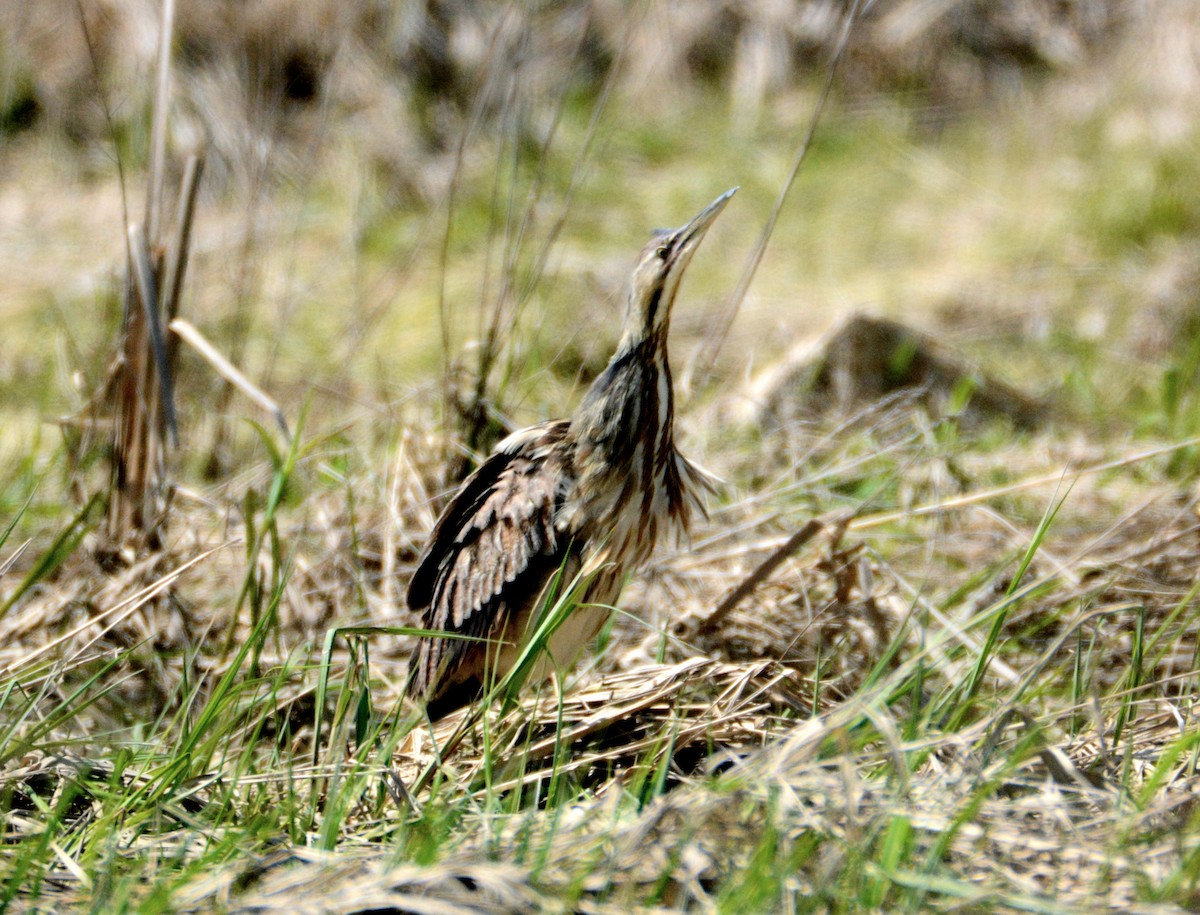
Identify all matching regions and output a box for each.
[1,0,1199,518]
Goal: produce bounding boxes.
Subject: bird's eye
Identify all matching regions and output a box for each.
[655,245,668,261]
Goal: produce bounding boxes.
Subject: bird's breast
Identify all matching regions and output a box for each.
[560,441,677,574]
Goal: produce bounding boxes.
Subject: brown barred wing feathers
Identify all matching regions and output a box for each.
[405,422,573,715]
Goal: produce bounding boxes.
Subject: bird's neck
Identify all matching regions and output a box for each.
[576,335,673,457]
[565,334,677,540]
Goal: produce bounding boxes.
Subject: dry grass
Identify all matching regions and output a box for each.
[5,408,1200,909]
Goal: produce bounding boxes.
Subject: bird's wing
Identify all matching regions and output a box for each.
[406,421,573,701]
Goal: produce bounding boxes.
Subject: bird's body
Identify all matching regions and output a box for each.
[406,189,736,720]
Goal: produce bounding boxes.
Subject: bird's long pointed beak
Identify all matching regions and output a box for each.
[672,187,738,255]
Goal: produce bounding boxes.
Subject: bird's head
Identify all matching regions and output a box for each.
[622,187,737,348]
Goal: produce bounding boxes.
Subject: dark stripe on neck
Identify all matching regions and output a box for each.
[643,283,664,336]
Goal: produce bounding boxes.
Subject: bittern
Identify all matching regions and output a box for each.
[407,188,736,721]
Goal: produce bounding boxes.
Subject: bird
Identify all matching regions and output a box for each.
[406,188,737,721]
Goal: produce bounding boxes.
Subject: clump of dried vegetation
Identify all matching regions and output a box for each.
[5,0,1200,911]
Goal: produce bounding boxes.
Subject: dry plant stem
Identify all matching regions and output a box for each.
[162,155,205,329]
[698,513,851,638]
[72,0,130,236]
[0,541,30,577]
[105,0,188,544]
[169,320,288,436]
[436,8,517,418]
[128,224,178,447]
[691,0,867,388]
[493,7,595,312]
[109,272,157,542]
[457,4,631,462]
[145,0,174,240]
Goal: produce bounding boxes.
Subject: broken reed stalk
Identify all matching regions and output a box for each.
[108,153,204,545]
[108,259,155,543]
[106,0,198,547]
